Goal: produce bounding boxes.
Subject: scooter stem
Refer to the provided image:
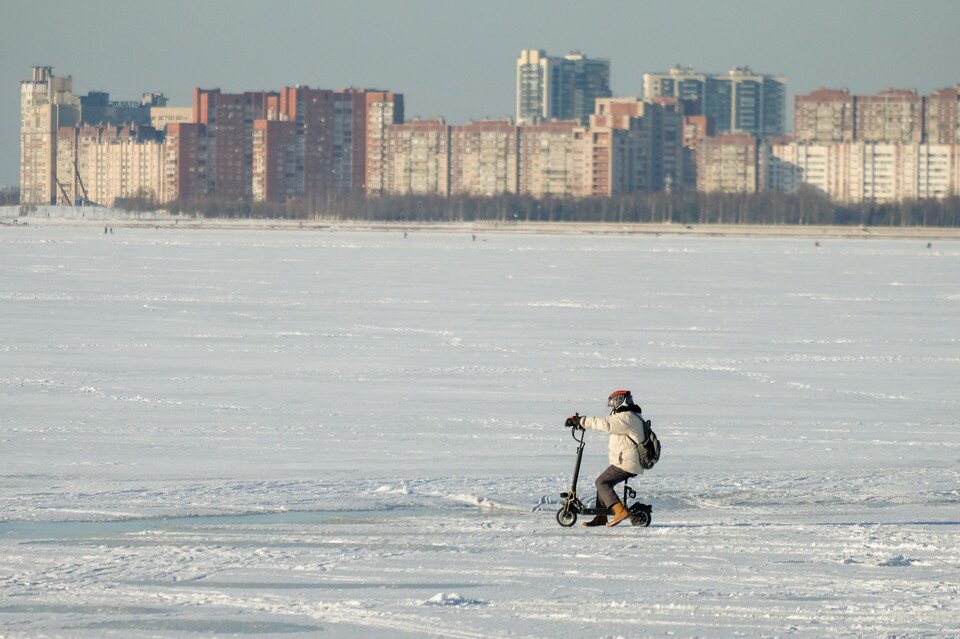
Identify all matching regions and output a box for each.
[570,432,585,494]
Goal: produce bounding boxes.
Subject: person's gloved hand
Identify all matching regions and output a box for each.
[565,415,584,429]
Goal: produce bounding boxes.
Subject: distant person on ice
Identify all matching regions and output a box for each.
[566,390,652,527]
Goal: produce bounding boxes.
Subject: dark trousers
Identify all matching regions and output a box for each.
[595,465,637,508]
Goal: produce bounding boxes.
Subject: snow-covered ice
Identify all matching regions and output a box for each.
[1,226,959,637]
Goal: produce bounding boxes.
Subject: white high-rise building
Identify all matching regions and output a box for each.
[20,66,80,205]
[643,65,786,137]
[516,49,611,125]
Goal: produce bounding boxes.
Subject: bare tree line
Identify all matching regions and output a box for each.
[0,187,19,206]
[47,188,960,228]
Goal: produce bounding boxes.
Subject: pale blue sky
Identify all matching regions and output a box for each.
[2,0,959,187]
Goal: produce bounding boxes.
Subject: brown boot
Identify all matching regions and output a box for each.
[582,514,608,527]
[607,503,629,527]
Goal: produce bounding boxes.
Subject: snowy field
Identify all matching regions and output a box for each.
[2,226,959,637]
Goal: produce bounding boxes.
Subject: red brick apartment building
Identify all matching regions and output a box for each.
[168,87,404,203]
[194,89,276,200]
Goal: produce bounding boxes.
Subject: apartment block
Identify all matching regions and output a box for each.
[643,65,786,137]
[795,88,934,144]
[20,67,173,204]
[922,86,959,144]
[276,86,372,197]
[517,121,584,198]
[680,115,712,190]
[178,86,403,204]
[252,120,299,202]
[591,98,685,192]
[383,119,585,199]
[274,86,334,199]
[55,124,166,206]
[18,67,410,207]
[697,134,763,193]
[20,66,80,205]
[163,122,205,203]
[375,104,688,200]
[516,49,611,124]
[578,126,632,197]
[766,141,841,197]
[856,89,923,144]
[908,144,960,199]
[384,119,451,196]
[591,97,644,129]
[364,91,404,195]
[794,89,855,143]
[450,120,519,196]
[769,141,960,203]
[194,89,275,200]
[267,87,404,201]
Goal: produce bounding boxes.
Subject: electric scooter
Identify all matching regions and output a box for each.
[556,414,652,527]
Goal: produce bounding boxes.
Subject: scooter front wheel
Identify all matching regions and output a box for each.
[556,506,577,527]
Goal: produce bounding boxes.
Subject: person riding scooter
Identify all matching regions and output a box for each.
[566,390,652,527]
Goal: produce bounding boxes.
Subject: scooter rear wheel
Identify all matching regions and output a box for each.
[630,510,651,527]
[556,507,577,527]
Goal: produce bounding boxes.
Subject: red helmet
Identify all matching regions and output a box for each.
[607,389,633,412]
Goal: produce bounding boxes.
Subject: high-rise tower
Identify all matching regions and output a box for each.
[516,49,611,124]
[642,66,786,137]
[20,66,80,205]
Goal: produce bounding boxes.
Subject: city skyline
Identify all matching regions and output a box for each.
[4,0,960,187]
[21,63,960,208]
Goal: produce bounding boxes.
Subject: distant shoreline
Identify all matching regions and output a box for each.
[3,207,959,240]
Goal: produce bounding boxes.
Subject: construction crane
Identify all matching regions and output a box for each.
[54,177,72,206]
[73,160,100,207]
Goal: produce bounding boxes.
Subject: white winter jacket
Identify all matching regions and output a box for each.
[581,410,646,475]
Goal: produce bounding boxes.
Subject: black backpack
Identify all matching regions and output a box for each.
[633,418,661,470]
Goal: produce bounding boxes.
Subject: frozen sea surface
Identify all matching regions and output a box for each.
[2,226,959,637]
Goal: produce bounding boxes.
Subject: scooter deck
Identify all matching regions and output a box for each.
[578,502,652,516]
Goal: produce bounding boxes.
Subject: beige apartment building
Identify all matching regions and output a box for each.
[517,121,584,198]
[701,84,960,202]
[794,87,959,144]
[25,76,405,207]
[768,141,960,203]
[754,86,960,202]
[55,124,166,206]
[379,112,689,200]
[383,119,451,196]
[697,134,763,194]
[20,67,80,205]
[922,86,960,144]
[379,119,591,199]
[794,89,855,143]
[20,67,166,205]
[856,90,923,144]
[449,120,519,196]
[364,91,405,195]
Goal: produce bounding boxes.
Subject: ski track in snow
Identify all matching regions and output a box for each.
[1,227,959,637]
